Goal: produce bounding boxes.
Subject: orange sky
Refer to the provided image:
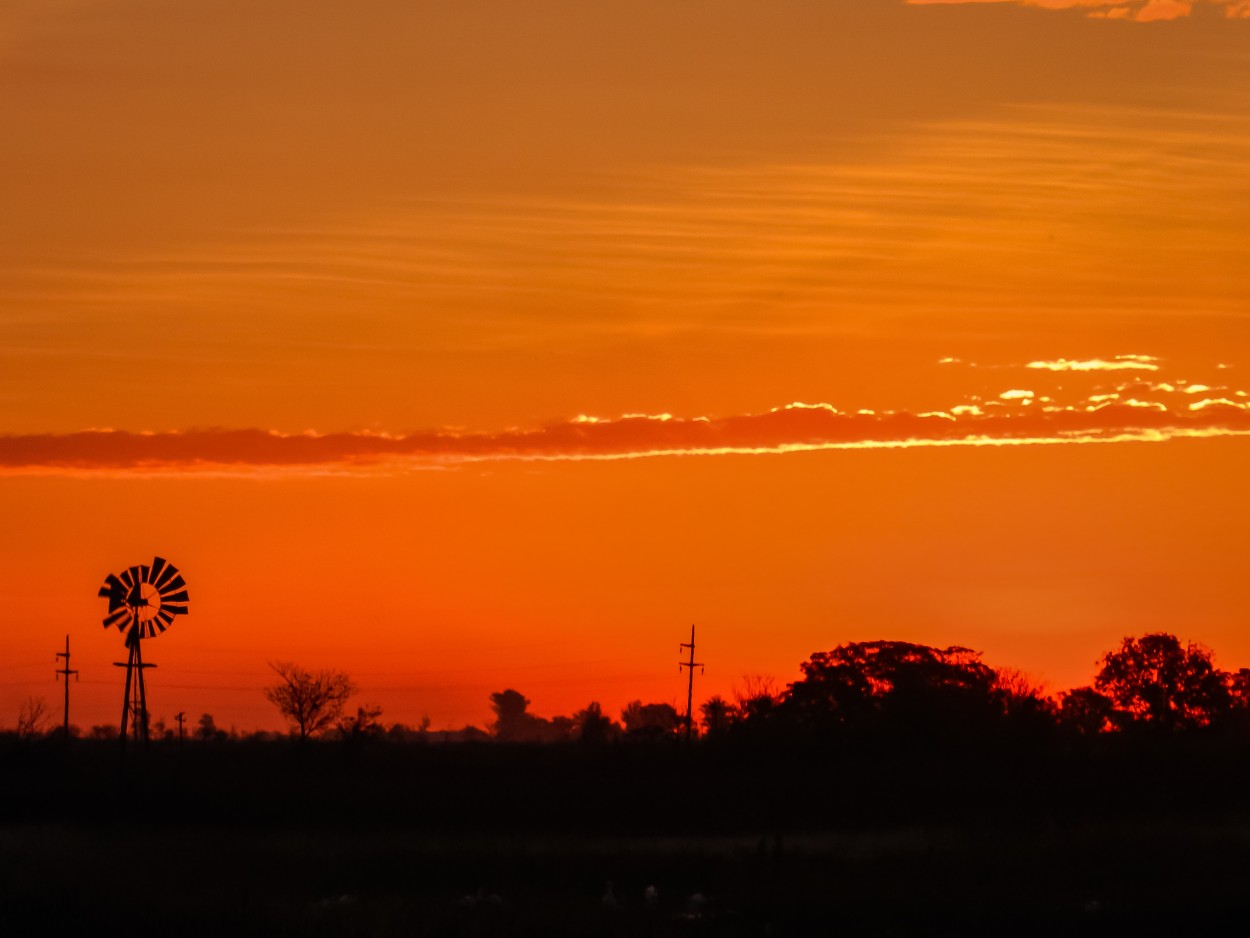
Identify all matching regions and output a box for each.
[2,0,1248,731]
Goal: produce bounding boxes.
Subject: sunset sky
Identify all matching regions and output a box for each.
[3,0,1249,732]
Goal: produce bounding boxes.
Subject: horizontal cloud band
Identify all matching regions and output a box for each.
[909,0,1250,22]
[4,401,1249,475]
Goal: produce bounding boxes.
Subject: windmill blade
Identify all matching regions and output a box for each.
[150,556,168,583]
[161,589,190,605]
[99,574,128,611]
[138,564,151,584]
[157,610,175,627]
[160,604,189,616]
[119,568,136,589]
[154,562,179,590]
[127,566,144,590]
[152,619,166,634]
[103,609,130,629]
[161,574,186,594]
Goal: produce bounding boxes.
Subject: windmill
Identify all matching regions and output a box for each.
[99,556,189,745]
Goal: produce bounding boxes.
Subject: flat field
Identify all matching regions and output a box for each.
[4,739,1250,936]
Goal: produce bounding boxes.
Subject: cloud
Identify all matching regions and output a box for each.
[1026,356,1159,372]
[907,0,1249,21]
[5,375,1250,476]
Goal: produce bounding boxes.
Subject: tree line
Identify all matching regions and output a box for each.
[13,631,1250,745]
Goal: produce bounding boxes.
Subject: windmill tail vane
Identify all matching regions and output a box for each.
[98,555,190,638]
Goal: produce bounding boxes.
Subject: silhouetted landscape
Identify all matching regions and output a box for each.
[8,0,1250,934]
[8,634,1250,935]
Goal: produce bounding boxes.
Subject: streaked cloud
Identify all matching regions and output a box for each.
[4,362,1248,476]
[908,0,1249,22]
[1026,356,1159,372]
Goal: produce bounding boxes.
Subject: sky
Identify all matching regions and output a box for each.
[2,0,1249,732]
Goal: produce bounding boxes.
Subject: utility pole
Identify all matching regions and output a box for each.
[54,634,78,738]
[175,711,186,748]
[679,625,703,742]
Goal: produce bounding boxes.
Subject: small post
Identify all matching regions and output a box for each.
[679,625,703,742]
[54,634,79,739]
[175,711,186,749]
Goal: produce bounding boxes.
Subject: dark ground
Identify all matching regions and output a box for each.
[4,737,1250,936]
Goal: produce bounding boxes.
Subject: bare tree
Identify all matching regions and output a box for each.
[732,673,779,722]
[265,661,354,740]
[16,696,50,740]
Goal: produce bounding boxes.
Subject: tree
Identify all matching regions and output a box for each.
[1058,686,1116,736]
[732,674,779,724]
[264,661,354,740]
[572,701,618,744]
[197,712,225,742]
[16,696,49,740]
[781,640,999,736]
[620,700,680,739]
[992,668,1057,736]
[699,696,735,736]
[1094,633,1232,732]
[338,704,384,741]
[488,688,568,741]
[489,689,533,740]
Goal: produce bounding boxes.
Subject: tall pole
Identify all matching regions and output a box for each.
[54,634,78,738]
[679,625,703,742]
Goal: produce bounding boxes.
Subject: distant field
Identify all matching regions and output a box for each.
[5,739,1250,935]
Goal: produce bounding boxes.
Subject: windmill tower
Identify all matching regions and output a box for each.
[98,556,190,746]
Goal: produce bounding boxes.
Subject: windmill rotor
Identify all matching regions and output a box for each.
[98,556,190,639]
[99,555,189,748]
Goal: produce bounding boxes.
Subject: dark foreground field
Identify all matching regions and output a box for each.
[5,738,1250,936]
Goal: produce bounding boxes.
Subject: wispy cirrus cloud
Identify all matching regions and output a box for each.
[2,359,1247,476]
[908,0,1250,22]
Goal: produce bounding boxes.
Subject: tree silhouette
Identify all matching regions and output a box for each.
[489,688,542,741]
[1094,633,1231,731]
[699,695,735,736]
[782,640,999,736]
[620,700,680,739]
[338,703,384,741]
[264,661,354,740]
[16,696,49,740]
[571,702,617,744]
[732,674,779,724]
[197,712,226,742]
[1058,686,1116,735]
